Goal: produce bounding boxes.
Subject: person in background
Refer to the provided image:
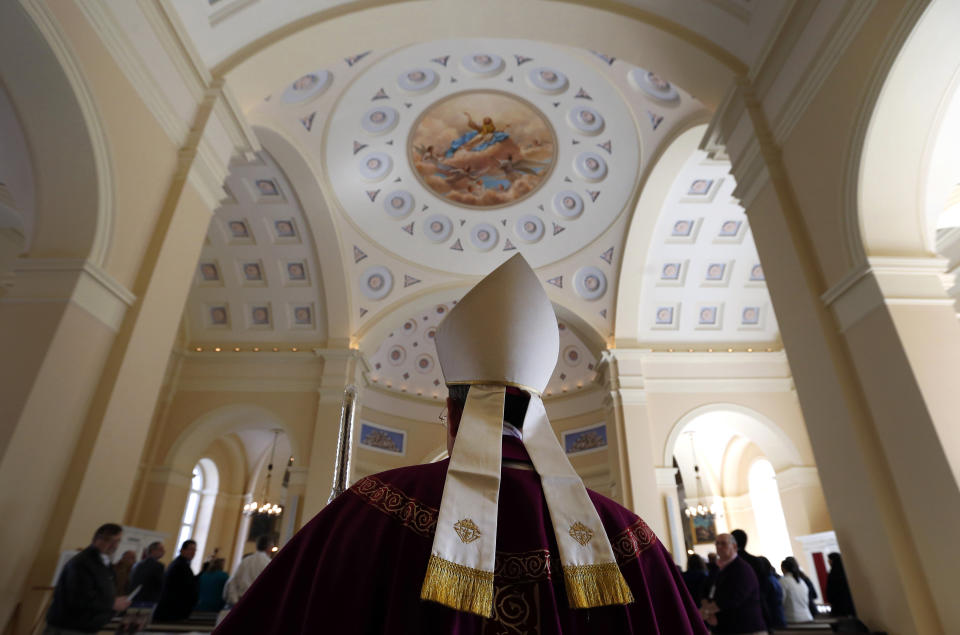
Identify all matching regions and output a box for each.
[782,556,818,617]
[196,558,229,612]
[707,552,720,578]
[201,547,221,574]
[780,558,814,623]
[153,540,198,622]
[128,542,165,603]
[223,535,275,607]
[683,554,710,607]
[700,533,766,635]
[45,523,131,634]
[826,552,856,618]
[112,550,137,599]
[758,556,785,629]
[730,530,773,630]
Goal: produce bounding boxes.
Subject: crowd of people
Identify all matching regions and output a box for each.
[683,528,860,634]
[44,523,277,634]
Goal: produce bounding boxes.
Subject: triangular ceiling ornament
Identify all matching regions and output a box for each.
[572,139,580,145]
[300,112,316,132]
[386,140,394,146]
[537,204,544,211]
[647,110,664,130]
[450,239,464,251]
[575,87,592,100]
[345,51,371,66]
[547,276,563,288]
[552,223,565,235]
[553,102,560,108]
[394,177,402,182]
[404,102,413,108]
[506,76,514,83]
[563,176,572,183]
[587,190,601,202]
[359,307,368,317]
[353,246,368,263]
[600,247,614,264]
[501,219,508,226]
[404,274,421,287]
[366,189,380,202]
[459,219,467,226]
[598,140,612,154]
[372,88,389,100]
[503,239,517,251]
[599,308,608,318]
[353,141,368,155]
[422,204,429,211]
[514,55,534,65]
[450,77,458,83]
[401,222,415,235]
[431,55,450,66]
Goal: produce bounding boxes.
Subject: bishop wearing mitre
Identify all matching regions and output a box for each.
[214,254,707,634]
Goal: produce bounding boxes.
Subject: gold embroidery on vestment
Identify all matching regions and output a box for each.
[569,521,594,546]
[454,518,482,543]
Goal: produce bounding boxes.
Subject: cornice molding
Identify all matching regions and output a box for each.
[1,258,135,330]
[178,376,319,393]
[654,466,679,488]
[775,465,820,492]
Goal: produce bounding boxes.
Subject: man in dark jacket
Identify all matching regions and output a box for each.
[701,533,767,635]
[731,529,773,629]
[127,541,165,603]
[153,540,199,622]
[45,523,132,634]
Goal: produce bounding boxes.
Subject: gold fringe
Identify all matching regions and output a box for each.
[420,554,494,618]
[563,562,634,609]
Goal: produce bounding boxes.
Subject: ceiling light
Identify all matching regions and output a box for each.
[195,347,202,352]
[214,347,221,352]
[291,347,298,352]
[253,347,260,352]
[727,348,733,352]
[234,347,240,352]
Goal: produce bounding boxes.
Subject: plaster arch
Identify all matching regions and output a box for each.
[165,403,305,478]
[855,0,960,259]
[203,434,248,497]
[0,1,112,264]
[663,402,804,474]
[254,124,350,345]
[219,0,741,112]
[614,123,705,345]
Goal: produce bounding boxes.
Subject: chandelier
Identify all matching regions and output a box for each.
[243,429,283,516]
[683,433,722,518]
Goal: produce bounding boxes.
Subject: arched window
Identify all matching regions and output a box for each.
[747,458,793,567]
[177,458,219,573]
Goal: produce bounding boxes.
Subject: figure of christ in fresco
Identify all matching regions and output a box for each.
[410,91,555,208]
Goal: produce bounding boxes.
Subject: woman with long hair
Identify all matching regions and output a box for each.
[780,558,814,623]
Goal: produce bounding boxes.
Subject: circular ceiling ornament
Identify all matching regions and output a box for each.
[415,354,435,374]
[563,345,584,366]
[409,90,556,209]
[574,152,608,182]
[527,67,568,94]
[574,266,607,300]
[460,53,505,77]
[358,152,392,181]
[361,106,399,135]
[628,68,679,102]
[423,214,454,242]
[470,223,499,251]
[553,190,584,219]
[386,345,406,366]
[383,190,414,218]
[360,266,393,300]
[567,105,605,135]
[397,68,439,93]
[401,317,418,335]
[515,215,545,243]
[281,70,332,104]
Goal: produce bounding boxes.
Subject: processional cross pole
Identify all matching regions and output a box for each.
[328,385,358,504]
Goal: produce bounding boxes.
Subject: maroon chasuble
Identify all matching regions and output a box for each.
[215,437,708,634]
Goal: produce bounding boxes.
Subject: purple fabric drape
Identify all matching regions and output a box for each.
[215,438,708,634]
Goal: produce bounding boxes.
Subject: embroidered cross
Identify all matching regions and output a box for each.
[569,521,594,546]
[454,518,482,544]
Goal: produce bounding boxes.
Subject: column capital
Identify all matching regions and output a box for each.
[654,466,679,488]
[0,258,135,330]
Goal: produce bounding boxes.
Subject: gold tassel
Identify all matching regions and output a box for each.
[420,554,494,618]
[563,562,634,609]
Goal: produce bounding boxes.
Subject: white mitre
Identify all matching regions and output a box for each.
[421,254,633,617]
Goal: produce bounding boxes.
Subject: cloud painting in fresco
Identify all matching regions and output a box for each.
[409,90,556,208]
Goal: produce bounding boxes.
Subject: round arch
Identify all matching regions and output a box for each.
[254,124,351,345]
[662,402,804,472]
[165,403,305,477]
[855,0,960,258]
[0,1,112,264]
[220,0,740,112]
[614,123,706,344]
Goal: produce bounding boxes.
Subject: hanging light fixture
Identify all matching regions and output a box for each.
[243,429,284,516]
[683,432,723,518]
